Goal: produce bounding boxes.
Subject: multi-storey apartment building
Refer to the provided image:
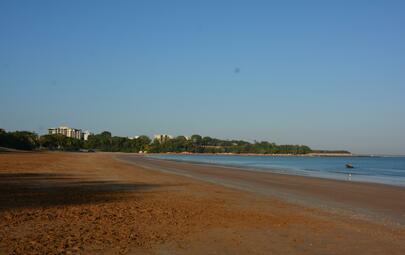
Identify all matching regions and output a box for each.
[48,126,83,140]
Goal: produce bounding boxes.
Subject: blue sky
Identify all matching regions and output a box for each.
[0,0,404,154]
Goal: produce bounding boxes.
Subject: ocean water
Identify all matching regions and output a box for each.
[149,154,405,187]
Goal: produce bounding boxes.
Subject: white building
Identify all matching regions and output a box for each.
[48,126,92,140]
[48,126,82,139]
[82,130,92,141]
[128,136,140,140]
[154,134,173,143]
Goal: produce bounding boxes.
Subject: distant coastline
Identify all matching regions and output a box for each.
[152,151,354,157]
[1,128,352,155]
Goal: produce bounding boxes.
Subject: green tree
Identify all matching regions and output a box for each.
[0,130,39,150]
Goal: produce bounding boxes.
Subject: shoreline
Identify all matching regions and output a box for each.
[149,152,354,157]
[146,153,405,188]
[118,154,405,226]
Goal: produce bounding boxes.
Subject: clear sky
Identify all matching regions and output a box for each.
[1,0,404,155]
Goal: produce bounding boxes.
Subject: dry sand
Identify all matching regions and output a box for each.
[0,152,404,254]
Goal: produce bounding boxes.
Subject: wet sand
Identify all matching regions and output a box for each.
[1,152,404,254]
[118,155,405,225]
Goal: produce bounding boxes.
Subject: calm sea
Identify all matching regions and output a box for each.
[149,154,405,187]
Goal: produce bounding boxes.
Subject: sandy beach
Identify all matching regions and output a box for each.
[1,152,404,254]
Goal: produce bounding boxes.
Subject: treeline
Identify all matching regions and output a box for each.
[0,129,39,150]
[0,129,312,154]
[148,135,312,154]
[0,129,83,151]
[85,132,151,152]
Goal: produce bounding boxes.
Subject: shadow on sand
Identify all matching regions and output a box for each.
[0,173,162,210]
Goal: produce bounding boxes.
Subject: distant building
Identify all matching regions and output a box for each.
[154,134,172,143]
[128,136,140,140]
[48,126,83,140]
[82,130,92,141]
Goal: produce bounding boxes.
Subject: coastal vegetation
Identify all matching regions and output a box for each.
[0,129,38,150]
[1,128,320,155]
[147,134,312,154]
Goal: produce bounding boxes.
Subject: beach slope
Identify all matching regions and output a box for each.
[0,152,404,254]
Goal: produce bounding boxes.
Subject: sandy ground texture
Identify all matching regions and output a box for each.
[0,152,404,255]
